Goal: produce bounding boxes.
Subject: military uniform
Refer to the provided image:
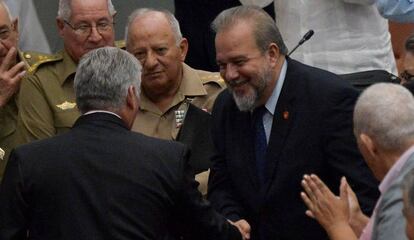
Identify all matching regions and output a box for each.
[15,50,79,146]
[132,63,225,194]
[14,41,126,146]
[0,50,50,179]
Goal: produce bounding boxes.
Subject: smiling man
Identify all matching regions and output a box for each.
[14,0,117,145]
[207,6,380,240]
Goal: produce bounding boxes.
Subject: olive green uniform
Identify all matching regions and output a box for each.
[132,63,225,194]
[0,50,51,178]
[15,41,126,146]
[15,50,80,145]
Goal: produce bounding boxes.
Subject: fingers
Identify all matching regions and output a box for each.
[300,191,315,217]
[230,219,251,240]
[0,47,17,72]
[8,61,26,78]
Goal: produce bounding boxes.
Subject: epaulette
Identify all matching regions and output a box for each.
[199,71,226,88]
[21,51,62,74]
[115,40,126,50]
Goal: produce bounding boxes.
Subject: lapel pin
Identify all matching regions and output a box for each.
[283,111,289,120]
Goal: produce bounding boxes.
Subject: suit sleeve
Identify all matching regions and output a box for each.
[0,150,29,240]
[322,83,380,215]
[176,145,241,240]
[207,94,246,222]
[373,183,406,240]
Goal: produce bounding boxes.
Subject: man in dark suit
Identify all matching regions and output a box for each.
[207,6,380,240]
[0,47,246,240]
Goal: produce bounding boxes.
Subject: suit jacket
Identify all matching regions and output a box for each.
[372,151,414,240]
[208,58,380,240]
[177,103,214,174]
[0,113,241,240]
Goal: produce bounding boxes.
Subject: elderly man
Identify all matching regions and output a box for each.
[125,9,224,194]
[207,6,379,240]
[14,0,117,145]
[0,47,245,240]
[302,83,414,240]
[0,0,47,178]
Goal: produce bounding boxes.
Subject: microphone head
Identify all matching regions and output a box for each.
[304,30,314,40]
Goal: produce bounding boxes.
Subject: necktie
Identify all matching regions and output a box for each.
[253,106,267,185]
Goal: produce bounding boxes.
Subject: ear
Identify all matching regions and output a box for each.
[178,38,189,62]
[266,43,281,67]
[360,133,377,156]
[126,85,139,112]
[56,18,65,38]
[12,18,18,33]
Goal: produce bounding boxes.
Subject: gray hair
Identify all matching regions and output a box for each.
[58,0,116,20]
[0,0,13,21]
[406,33,414,53]
[74,47,141,113]
[211,5,288,55]
[354,83,414,152]
[125,8,183,48]
[402,169,414,214]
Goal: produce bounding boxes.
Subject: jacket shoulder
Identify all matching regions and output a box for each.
[23,51,63,75]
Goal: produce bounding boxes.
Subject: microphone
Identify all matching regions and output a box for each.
[287,30,314,57]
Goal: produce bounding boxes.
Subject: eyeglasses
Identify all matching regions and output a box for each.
[400,71,414,82]
[63,20,115,37]
[0,23,15,40]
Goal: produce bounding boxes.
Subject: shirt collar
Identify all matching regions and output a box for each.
[84,110,122,119]
[265,60,287,115]
[139,63,207,113]
[379,145,414,193]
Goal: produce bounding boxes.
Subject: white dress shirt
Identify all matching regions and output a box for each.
[274,0,397,75]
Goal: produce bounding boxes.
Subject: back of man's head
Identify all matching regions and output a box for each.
[354,83,414,152]
[74,47,141,114]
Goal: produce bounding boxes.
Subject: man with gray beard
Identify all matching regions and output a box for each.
[207,6,380,240]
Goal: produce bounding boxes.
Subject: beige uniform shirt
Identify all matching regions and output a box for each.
[132,63,223,139]
[0,51,50,178]
[132,63,224,195]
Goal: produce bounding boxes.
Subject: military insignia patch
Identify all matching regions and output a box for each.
[56,101,77,110]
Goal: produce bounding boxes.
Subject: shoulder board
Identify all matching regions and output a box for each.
[198,71,226,88]
[115,40,126,49]
[23,51,63,74]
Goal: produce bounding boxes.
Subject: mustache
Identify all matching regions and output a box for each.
[227,78,248,88]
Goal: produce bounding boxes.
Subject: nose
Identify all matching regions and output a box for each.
[87,26,103,43]
[224,63,240,82]
[143,51,159,70]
